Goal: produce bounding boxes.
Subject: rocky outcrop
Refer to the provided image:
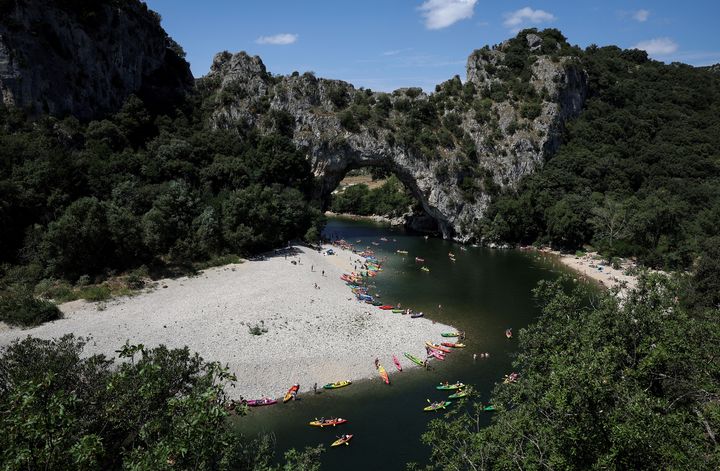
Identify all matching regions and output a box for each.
[0,0,193,119]
[205,32,588,241]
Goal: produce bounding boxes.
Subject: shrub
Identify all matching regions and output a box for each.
[0,290,62,327]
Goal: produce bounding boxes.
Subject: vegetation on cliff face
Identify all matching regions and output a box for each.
[418,269,720,470]
[481,44,720,269]
[0,336,322,470]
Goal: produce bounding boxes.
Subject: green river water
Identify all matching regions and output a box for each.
[236,217,572,469]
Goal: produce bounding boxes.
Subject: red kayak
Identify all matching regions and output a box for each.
[246,398,277,407]
[393,355,403,372]
[379,305,394,310]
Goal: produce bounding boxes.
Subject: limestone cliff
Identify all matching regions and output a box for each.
[0,0,192,119]
[204,31,588,241]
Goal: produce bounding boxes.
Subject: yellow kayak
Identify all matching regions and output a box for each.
[331,434,353,446]
[378,365,390,384]
[323,380,351,389]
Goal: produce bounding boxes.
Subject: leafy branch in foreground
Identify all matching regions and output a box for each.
[0,335,322,470]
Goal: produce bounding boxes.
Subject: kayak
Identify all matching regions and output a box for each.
[415,257,425,262]
[436,382,465,390]
[404,352,425,366]
[246,398,277,407]
[379,305,394,310]
[428,350,445,361]
[420,266,430,272]
[448,390,468,399]
[392,355,403,372]
[309,417,348,427]
[283,384,299,403]
[483,405,495,411]
[397,250,408,254]
[323,380,351,389]
[331,434,354,447]
[378,365,390,384]
[441,342,466,348]
[392,309,404,313]
[426,341,451,353]
[411,311,424,318]
[441,332,460,337]
[423,401,451,412]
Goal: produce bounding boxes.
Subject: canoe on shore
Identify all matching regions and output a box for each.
[393,355,403,372]
[378,365,390,384]
[404,352,425,366]
[379,305,394,310]
[246,398,277,407]
[426,341,451,353]
[323,380,351,389]
[441,342,465,348]
[283,384,299,403]
[440,332,460,337]
[411,311,424,318]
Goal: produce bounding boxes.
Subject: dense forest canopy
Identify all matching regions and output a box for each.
[480,39,720,269]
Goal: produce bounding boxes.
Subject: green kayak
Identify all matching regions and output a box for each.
[483,405,495,411]
[440,332,460,337]
[392,309,404,313]
[404,352,425,366]
[436,382,464,390]
[424,401,451,411]
[448,390,468,399]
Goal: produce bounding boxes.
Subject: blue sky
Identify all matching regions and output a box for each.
[145,1,720,91]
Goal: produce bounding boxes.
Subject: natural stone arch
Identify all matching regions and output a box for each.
[206,32,587,242]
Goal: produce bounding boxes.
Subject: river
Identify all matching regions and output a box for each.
[235,216,568,469]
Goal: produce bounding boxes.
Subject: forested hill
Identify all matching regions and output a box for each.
[480,47,720,268]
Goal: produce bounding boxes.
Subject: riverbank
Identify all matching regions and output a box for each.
[324,211,405,226]
[527,247,639,294]
[0,244,454,399]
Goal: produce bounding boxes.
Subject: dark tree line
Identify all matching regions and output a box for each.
[481,40,720,269]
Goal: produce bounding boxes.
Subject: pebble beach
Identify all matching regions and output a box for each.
[0,244,455,400]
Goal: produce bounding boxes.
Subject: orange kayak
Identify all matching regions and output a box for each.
[283,384,299,403]
[378,365,390,384]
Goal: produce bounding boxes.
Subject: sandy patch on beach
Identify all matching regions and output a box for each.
[0,245,453,399]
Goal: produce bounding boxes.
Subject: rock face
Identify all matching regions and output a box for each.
[205,33,588,241]
[0,0,193,119]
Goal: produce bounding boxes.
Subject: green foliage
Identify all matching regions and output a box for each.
[421,275,720,470]
[330,175,413,218]
[0,289,62,326]
[0,93,319,297]
[483,44,720,268]
[0,336,322,470]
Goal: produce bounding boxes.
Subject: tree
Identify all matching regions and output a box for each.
[420,275,720,470]
[590,197,630,254]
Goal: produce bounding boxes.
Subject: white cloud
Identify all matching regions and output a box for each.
[633,9,650,22]
[255,33,298,45]
[633,37,678,56]
[419,0,478,30]
[503,7,556,30]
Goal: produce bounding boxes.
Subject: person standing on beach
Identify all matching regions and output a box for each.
[313,383,317,394]
[311,265,314,272]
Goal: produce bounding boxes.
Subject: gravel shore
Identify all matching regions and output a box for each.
[0,245,454,399]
